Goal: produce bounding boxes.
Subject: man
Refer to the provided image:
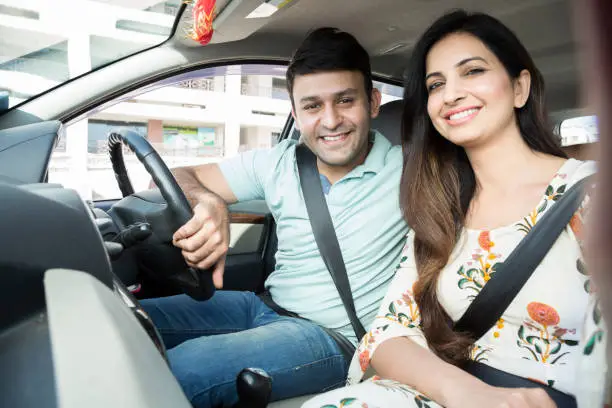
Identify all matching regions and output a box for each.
[141,27,408,407]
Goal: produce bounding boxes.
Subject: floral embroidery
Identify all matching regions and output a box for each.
[517,302,578,363]
[571,197,591,293]
[358,349,370,372]
[355,326,387,373]
[320,398,368,408]
[355,286,422,374]
[395,255,408,270]
[381,286,420,329]
[470,344,493,362]
[584,300,605,356]
[457,231,500,299]
[493,318,505,339]
[577,258,592,293]
[371,378,435,408]
[516,181,568,234]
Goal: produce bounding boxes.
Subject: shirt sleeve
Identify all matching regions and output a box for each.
[347,230,429,383]
[218,140,295,202]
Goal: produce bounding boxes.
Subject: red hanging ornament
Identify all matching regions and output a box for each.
[186,0,216,45]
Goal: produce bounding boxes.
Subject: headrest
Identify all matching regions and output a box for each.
[372,99,403,146]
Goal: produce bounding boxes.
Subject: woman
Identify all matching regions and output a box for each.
[303,10,597,408]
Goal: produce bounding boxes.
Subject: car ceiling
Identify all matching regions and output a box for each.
[175,0,579,112]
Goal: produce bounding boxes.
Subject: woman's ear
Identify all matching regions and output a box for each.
[514,69,532,109]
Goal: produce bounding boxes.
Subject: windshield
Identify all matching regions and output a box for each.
[0,0,181,109]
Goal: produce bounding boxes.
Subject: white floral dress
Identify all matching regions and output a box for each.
[303,159,602,408]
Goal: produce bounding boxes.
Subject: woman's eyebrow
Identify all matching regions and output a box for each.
[425,56,489,81]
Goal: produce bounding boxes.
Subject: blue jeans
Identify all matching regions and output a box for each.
[141,291,348,408]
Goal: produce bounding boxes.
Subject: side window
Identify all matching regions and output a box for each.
[374,80,403,105]
[48,64,292,200]
[557,114,599,161]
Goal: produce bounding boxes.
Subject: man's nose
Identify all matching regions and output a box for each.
[321,106,342,130]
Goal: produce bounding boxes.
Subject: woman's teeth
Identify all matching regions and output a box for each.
[449,108,478,120]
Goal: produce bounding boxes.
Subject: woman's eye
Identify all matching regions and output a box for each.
[427,82,443,92]
[466,67,485,76]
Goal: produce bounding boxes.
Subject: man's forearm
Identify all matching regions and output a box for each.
[172,167,223,208]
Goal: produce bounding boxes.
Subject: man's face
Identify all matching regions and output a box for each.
[291,71,381,172]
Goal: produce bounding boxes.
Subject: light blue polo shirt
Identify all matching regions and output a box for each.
[219,131,408,345]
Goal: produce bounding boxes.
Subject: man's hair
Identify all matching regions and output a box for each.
[286,27,373,104]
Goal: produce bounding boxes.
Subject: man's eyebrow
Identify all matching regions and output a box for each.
[335,88,358,96]
[299,95,320,104]
[425,56,489,81]
[299,88,359,104]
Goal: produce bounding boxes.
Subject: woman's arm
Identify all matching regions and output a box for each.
[372,336,483,406]
[372,336,555,408]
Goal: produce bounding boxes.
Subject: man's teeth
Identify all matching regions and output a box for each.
[449,108,479,120]
[323,133,346,141]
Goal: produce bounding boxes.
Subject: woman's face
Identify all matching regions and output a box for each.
[425,32,530,149]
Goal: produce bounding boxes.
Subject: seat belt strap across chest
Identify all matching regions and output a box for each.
[295,144,367,341]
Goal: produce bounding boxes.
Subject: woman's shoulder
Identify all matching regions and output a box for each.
[562,158,597,186]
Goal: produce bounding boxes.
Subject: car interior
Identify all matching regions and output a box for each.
[0,0,601,407]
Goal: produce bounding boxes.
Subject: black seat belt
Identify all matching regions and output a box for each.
[295,144,367,341]
[454,175,592,341]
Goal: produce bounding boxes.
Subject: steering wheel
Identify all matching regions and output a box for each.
[107,129,215,301]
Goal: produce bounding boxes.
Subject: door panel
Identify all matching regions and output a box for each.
[228,223,265,255]
[223,200,274,293]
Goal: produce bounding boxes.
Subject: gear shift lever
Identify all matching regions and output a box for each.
[235,368,272,408]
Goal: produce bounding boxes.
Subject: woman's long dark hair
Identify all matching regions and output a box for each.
[400,10,567,365]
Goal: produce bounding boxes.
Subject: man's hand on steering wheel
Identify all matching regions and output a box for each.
[172,194,230,289]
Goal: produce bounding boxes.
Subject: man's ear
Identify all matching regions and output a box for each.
[291,108,300,130]
[370,88,382,118]
[514,69,531,109]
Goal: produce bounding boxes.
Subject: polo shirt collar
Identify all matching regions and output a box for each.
[346,130,393,179]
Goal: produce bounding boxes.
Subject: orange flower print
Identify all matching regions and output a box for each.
[569,213,583,240]
[518,302,578,364]
[527,302,560,326]
[359,349,370,372]
[478,231,494,251]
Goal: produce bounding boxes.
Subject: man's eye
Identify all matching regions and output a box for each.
[338,98,354,104]
[303,103,320,111]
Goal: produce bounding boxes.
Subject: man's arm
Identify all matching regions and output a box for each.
[168,144,277,287]
[169,163,236,288]
[171,163,237,207]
